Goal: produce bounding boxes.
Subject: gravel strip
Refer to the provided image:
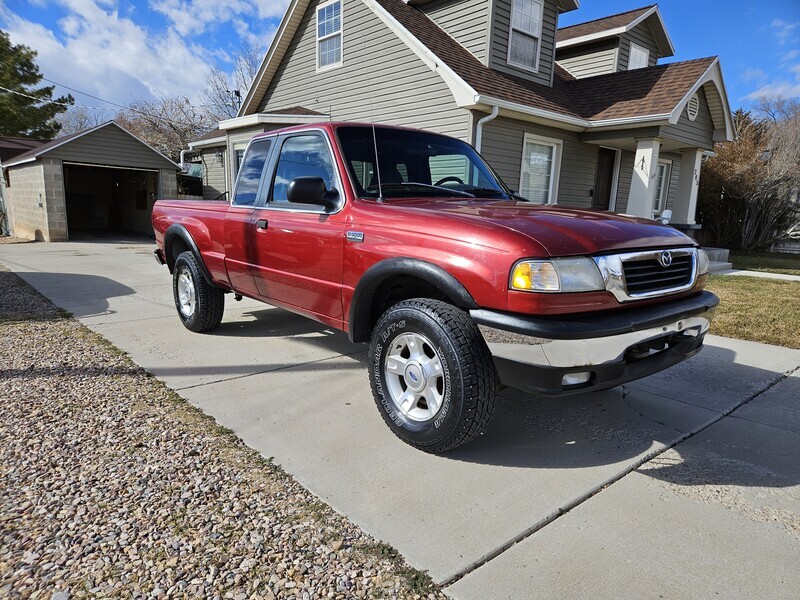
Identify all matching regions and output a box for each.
[0,263,445,599]
[0,236,33,245]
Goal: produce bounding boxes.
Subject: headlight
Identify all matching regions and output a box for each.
[697,248,710,275]
[511,257,605,293]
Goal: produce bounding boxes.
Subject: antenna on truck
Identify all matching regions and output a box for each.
[362,35,383,203]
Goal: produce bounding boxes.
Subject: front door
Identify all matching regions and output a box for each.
[250,132,346,322]
[593,148,617,210]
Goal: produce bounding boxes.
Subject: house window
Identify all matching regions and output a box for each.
[520,133,562,204]
[653,160,672,214]
[628,43,650,70]
[317,0,342,71]
[508,0,544,72]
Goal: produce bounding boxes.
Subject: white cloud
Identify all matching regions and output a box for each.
[0,0,286,107]
[746,61,800,100]
[149,0,287,39]
[0,0,215,105]
[741,68,768,83]
[772,18,799,45]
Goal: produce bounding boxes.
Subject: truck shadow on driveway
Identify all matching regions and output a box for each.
[444,344,800,490]
[12,272,138,320]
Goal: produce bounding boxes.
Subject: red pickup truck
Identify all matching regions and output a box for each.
[152,122,718,453]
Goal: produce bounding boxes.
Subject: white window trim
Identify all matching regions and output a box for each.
[316,0,343,73]
[507,0,544,74]
[520,132,563,205]
[628,42,650,71]
[653,158,672,215]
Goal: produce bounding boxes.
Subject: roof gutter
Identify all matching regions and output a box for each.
[474,105,499,152]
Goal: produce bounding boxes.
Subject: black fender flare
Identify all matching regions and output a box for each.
[163,224,213,284]
[348,257,478,343]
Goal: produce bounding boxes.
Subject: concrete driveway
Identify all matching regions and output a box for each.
[2,237,799,598]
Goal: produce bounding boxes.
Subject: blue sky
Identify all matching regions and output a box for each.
[1,0,799,112]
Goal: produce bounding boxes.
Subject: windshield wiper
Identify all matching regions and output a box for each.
[465,187,509,199]
[372,182,475,198]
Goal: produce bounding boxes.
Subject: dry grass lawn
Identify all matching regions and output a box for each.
[729,251,800,276]
[706,275,800,349]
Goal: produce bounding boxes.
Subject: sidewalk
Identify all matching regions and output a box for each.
[715,268,800,282]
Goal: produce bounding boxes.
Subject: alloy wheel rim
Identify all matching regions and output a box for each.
[177,270,196,318]
[384,332,445,422]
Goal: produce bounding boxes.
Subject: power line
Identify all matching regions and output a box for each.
[40,77,130,110]
[0,84,115,111]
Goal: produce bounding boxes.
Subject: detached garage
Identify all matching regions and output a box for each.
[2,121,179,241]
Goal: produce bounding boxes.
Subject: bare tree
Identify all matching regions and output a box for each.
[202,43,263,121]
[115,95,215,161]
[56,105,109,135]
[697,96,800,250]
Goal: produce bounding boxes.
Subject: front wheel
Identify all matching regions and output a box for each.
[172,251,225,332]
[368,299,497,453]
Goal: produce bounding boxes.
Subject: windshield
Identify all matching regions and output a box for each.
[336,126,513,200]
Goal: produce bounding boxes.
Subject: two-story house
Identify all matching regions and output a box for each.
[189,0,734,231]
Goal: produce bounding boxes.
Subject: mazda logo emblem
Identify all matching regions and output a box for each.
[659,251,673,268]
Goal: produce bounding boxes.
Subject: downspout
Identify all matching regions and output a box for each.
[179,150,187,171]
[475,105,500,153]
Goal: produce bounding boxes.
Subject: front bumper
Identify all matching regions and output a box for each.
[471,291,719,396]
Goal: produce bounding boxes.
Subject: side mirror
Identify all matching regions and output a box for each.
[287,177,338,210]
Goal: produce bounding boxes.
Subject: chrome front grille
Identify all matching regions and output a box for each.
[622,254,694,295]
[593,248,698,302]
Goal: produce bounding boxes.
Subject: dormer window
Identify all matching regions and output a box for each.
[508,0,544,72]
[628,43,650,70]
[317,0,342,71]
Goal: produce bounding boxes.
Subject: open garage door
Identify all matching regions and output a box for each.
[64,164,158,238]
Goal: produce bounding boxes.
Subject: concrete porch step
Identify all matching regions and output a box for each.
[709,260,733,273]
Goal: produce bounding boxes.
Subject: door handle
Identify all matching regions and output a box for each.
[255,219,268,230]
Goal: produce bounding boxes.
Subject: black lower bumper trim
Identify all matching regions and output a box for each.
[471,291,719,340]
[494,331,706,397]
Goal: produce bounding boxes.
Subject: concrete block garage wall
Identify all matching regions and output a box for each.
[160,169,177,199]
[6,163,50,241]
[42,159,67,241]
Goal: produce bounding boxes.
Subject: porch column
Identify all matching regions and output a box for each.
[626,138,661,218]
[672,149,704,225]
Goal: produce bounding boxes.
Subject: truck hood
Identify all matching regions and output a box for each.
[388,199,694,256]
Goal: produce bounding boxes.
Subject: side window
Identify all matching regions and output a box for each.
[271,135,336,204]
[232,139,272,206]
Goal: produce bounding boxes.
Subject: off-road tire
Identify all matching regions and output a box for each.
[172,251,225,333]
[368,298,497,453]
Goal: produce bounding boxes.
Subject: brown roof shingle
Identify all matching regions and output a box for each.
[557,5,655,43]
[376,0,713,124]
[261,106,326,115]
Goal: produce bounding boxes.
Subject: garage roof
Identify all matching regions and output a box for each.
[3,121,180,170]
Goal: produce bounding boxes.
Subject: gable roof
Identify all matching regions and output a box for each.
[3,121,180,169]
[556,5,675,57]
[240,0,732,140]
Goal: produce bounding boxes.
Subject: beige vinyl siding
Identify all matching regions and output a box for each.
[258,0,469,140]
[480,116,597,208]
[617,22,659,71]
[614,150,635,213]
[201,147,227,200]
[556,40,618,79]
[661,88,715,150]
[423,0,491,62]
[663,153,681,213]
[490,0,558,87]
[46,125,176,171]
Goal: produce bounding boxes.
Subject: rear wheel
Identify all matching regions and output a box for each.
[172,251,224,332]
[368,299,497,453]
